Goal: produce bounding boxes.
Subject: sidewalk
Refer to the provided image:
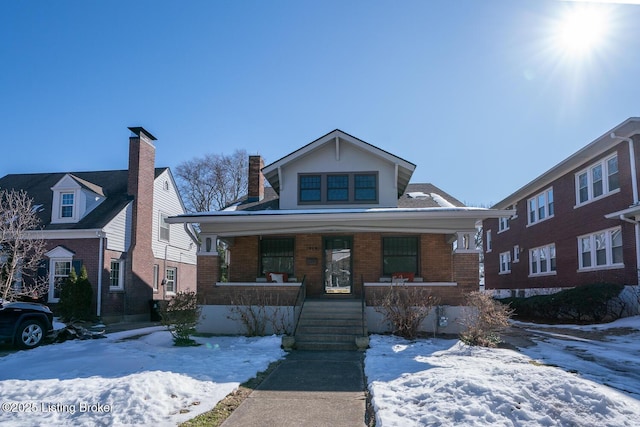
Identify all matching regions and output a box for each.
[222,350,367,427]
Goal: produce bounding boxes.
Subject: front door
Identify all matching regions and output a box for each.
[323,236,352,294]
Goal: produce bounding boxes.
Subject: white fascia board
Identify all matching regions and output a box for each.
[25,229,104,239]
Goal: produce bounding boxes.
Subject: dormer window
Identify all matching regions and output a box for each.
[298,172,378,204]
[60,193,75,218]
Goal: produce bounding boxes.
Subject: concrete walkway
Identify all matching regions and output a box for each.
[222,350,367,427]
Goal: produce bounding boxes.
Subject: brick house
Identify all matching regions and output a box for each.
[483,117,640,298]
[169,129,506,343]
[0,127,197,322]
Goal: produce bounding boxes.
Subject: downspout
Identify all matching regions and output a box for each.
[611,133,640,284]
[96,231,105,317]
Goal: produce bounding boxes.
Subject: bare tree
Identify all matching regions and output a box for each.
[175,149,249,213]
[0,189,47,301]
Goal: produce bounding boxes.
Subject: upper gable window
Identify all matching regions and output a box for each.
[575,154,619,206]
[354,174,377,201]
[300,175,321,202]
[298,172,378,204]
[60,193,75,218]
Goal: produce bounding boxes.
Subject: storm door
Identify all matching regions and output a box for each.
[323,236,352,294]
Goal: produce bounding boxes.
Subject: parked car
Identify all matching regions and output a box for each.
[0,300,54,349]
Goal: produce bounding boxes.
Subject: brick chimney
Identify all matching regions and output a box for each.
[247,155,264,202]
[125,126,157,318]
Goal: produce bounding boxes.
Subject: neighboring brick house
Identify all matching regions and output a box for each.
[483,117,640,297]
[0,127,197,322]
[169,129,507,334]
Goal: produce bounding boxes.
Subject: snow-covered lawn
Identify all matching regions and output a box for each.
[366,316,640,426]
[0,328,285,426]
[1,317,639,426]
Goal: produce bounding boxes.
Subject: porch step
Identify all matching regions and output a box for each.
[294,299,367,351]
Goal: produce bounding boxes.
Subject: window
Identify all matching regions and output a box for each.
[327,175,349,201]
[354,174,377,201]
[578,227,623,270]
[529,244,556,276]
[486,230,492,252]
[498,217,510,232]
[165,267,176,293]
[382,236,418,276]
[528,188,554,225]
[260,238,294,276]
[299,175,321,202]
[576,154,620,205]
[52,260,71,301]
[299,173,378,204]
[110,259,125,290]
[499,251,511,274]
[159,212,170,242]
[513,245,520,263]
[60,193,74,218]
[153,264,159,292]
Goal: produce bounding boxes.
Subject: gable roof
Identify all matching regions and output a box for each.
[0,168,168,230]
[492,117,640,209]
[262,129,416,197]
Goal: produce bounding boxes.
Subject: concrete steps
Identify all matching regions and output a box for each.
[294,299,368,351]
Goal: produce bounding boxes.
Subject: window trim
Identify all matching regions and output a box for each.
[48,258,72,303]
[153,264,159,292]
[165,267,177,294]
[577,227,624,271]
[498,216,510,233]
[159,212,170,242]
[485,230,492,253]
[529,243,556,277]
[382,236,420,276]
[499,251,511,274]
[298,172,379,205]
[574,154,620,207]
[527,187,554,226]
[109,259,125,291]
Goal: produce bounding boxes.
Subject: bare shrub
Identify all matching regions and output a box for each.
[159,289,202,346]
[460,291,514,347]
[374,285,439,340]
[228,289,291,336]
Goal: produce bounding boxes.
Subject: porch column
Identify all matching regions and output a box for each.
[197,234,220,304]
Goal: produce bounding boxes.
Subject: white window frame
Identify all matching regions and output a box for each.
[153,264,159,292]
[159,212,170,242]
[165,267,177,294]
[529,244,556,277]
[575,154,620,206]
[513,245,520,263]
[109,259,125,290]
[49,258,72,303]
[577,227,623,271]
[499,251,511,274]
[498,216,510,233]
[527,187,554,226]
[486,230,492,253]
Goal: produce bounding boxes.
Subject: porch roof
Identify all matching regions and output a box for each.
[167,207,511,237]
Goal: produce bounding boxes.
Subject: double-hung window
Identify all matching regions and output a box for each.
[498,217,510,232]
[576,154,619,205]
[260,237,295,276]
[528,188,554,225]
[529,244,556,276]
[578,227,623,270]
[165,267,177,294]
[299,175,321,202]
[499,251,512,274]
[354,174,377,201]
[327,175,349,201]
[60,193,74,218]
[382,236,419,276]
[110,259,125,290]
[298,173,378,204]
[159,212,170,242]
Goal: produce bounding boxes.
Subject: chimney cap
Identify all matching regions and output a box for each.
[128,126,157,141]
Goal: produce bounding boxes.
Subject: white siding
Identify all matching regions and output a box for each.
[104,203,132,252]
[152,170,197,265]
[278,141,399,209]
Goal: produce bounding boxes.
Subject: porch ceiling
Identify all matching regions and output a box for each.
[168,208,511,237]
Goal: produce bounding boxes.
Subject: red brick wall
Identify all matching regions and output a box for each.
[484,139,639,290]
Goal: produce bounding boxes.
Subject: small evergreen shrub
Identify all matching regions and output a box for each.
[159,290,202,346]
[58,265,94,322]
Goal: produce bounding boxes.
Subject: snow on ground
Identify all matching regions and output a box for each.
[0,328,285,427]
[2,318,640,426]
[366,316,640,427]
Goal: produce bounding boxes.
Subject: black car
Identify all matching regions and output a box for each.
[0,300,54,349]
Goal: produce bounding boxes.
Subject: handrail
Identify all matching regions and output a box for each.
[361,274,366,336]
[292,275,306,336]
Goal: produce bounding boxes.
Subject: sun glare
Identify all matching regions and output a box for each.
[552,5,611,58]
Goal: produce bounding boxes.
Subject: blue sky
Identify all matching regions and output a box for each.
[1,0,639,206]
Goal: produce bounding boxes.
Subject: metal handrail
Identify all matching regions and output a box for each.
[361,275,366,336]
[292,275,306,336]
